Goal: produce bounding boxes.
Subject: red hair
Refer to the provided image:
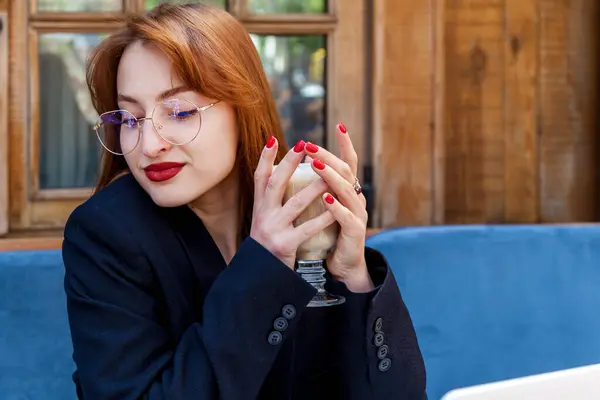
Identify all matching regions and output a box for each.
[86,3,287,238]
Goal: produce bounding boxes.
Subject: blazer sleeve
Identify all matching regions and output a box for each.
[326,247,427,400]
[62,205,316,400]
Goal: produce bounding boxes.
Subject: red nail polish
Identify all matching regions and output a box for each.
[266,136,276,149]
[305,142,319,153]
[294,140,306,153]
[324,194,334,204]
[313,159,325,170]
[338,123,347,134]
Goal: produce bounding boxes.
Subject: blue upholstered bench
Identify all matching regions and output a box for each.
[2,225,600,399]
[366,225,600,399]
[0,249,75,399]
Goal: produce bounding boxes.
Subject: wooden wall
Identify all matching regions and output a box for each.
[373,0,599,227]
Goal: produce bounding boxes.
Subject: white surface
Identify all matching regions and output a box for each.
[441,363,600,400]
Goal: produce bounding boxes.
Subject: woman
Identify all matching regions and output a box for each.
[62,3,426,400]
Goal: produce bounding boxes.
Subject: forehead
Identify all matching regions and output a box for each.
[116,41,184,99]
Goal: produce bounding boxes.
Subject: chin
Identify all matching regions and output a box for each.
[144,182,206,207]
[132,173,203,208]
[147,191,191,208]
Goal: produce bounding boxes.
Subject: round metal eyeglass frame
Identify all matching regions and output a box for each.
[93,99,220,156]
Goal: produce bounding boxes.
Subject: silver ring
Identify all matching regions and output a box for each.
[353,177,362,195]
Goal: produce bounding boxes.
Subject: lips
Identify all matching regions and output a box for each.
[143,162,185,182]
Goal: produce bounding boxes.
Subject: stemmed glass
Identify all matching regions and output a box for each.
[283,163,345,307]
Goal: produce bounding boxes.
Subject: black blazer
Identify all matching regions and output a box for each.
[62,174,426,400]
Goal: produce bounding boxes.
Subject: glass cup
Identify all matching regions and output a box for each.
[282,163,345,307]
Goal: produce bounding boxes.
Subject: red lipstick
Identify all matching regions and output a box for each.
[143,162,185,182]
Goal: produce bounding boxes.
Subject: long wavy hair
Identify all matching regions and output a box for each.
[86,3,287,238]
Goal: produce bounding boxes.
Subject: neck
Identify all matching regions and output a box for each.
[189,167,240,264]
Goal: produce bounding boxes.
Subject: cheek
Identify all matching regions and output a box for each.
[192,109,239,165]
[185,135,237,171]
[123,152,138,170]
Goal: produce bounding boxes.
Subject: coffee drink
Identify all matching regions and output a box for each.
[282,163,340,261]
[275,162,345,307]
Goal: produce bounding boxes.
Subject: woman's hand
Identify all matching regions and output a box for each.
[250,137,336,269]
[304,124,374,293]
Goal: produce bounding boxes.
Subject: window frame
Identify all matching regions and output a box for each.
[6,0,366,233]
[1,10,8,235]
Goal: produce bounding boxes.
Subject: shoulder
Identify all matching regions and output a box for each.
[62,173,164,267]
[65,173,158,235]
[72,173,154,221]
[62,174,158,286]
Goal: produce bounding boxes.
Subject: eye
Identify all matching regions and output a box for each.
[122,117,138,128]
[172,109,198,120]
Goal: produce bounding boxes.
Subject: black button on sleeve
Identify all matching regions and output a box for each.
[267,331,283,346]
[273,317,289,332]
[373,332,385,347]
[378,357,392,372]
[377,344,389,359]
[374,317,383,332]
[282,304,297,320]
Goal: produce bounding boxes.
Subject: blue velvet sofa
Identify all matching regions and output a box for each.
[2,224,600,399]
[366,225,600,399]
[0,249,75,399]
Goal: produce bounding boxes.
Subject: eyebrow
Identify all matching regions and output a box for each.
[117,85,190,104]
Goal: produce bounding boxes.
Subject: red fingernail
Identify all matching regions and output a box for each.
[313,159,325,170]
[266,136,276,149]
[305,142,319,153]
[338,123,347,134]
[294,140,306,153]
[324,194,334,204]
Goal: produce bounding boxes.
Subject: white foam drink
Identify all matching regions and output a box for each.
[283,163,340,261]
[278,162,345,307]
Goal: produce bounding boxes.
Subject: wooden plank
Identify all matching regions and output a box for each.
[0,236,63,252]
[327,0,365,176]
[30,20,125,32]
[538,0,598,222]
[34,187,94,201]
[444,0,506,223]
[0,11,8,235]
[235,20,335,34]
[0,228,383,252]
[239,13,336,24]
[503,0,539,222]
[372,0,445,227]
[432,0,446,225]
[8,0,30,230]
[28,28,40,201]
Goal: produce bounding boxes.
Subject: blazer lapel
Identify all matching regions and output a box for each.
[165,205,227,305]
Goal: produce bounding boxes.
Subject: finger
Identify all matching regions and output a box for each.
[304,142,354,183]
[312,158,366,217]
[293,210,336,248]
[280,177,328,224]
[264,140,306,207]
[335,123,358,176]
[304,155,313,164]
[254,136,278,205]
[322,192,367,234]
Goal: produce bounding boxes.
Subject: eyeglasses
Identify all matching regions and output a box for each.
[93,98,219,155]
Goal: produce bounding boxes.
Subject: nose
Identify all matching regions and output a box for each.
[140,118,171,158]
